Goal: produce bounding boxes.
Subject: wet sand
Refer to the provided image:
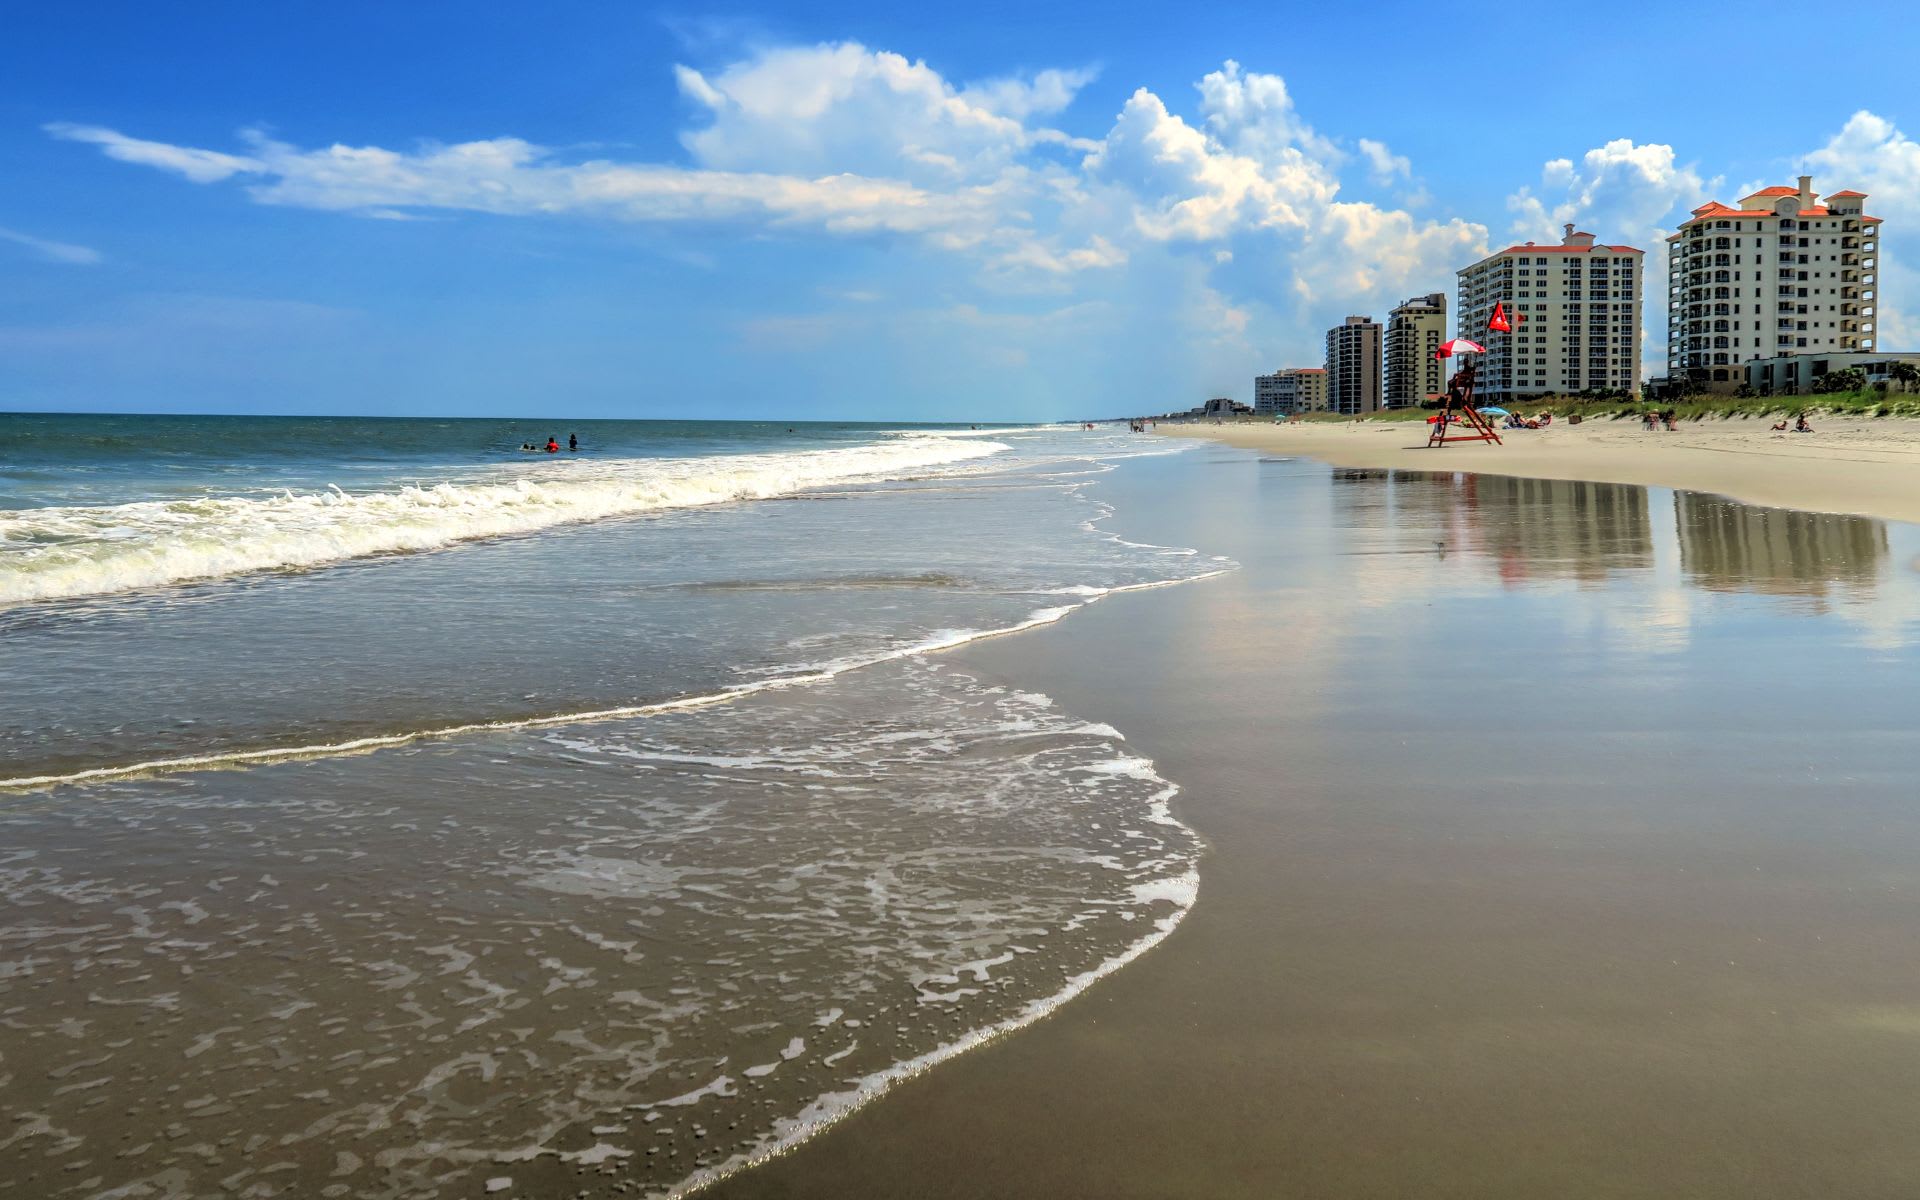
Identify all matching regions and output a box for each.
[714,448,1920,1198]
[1160,415,1920,526]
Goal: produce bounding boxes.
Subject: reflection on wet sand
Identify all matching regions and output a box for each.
[1329,471,1893,612]
[1332,470,1654,587]
[1675,492,1887,607]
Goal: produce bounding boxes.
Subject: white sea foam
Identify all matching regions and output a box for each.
[0,598,1106,794]
[0,436,1008,607]
[662,845,1200,1200]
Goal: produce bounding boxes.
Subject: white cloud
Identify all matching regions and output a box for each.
[1356,138,1411,185]
[1195,60,1337,165]
[45,122,264,183]
[1299,202,1484,303]
[1506,138,1705,245]
[1802,111,1920,347]
[674,43,1082,183]
[990,233,1127,277]
[961,67,1098,122]
[1084,81,1337,240]
[44,50,1497,389]
[54,124,1002,238]
[0,225,103,265]
[1506,139,1709,374]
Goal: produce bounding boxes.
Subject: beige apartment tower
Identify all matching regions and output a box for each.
[1384,293,1446,408]
[1456,225,1644,405]
[1667,176,1880,391]
[1324,316,1382,415]
[1253,367,1326,415]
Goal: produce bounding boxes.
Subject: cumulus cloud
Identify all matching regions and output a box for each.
[1506,138,1706,246]
[0,225,103,264]
[1802,111,1920,346]
[1301,203,1484,302]
[1084,78,1338,240]
[675,43,1086,182]
[1506,139,1710,374]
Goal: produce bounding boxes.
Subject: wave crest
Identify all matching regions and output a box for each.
[0,437,1008,607]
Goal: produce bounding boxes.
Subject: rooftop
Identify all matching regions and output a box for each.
[1477,243,1642,257]
[1679,203,1863,223]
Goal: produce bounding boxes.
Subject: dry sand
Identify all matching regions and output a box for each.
[1159,415,1920,526]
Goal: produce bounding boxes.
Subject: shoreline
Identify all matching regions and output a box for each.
[711,442,1920,1200]
[1156,414,1920,526]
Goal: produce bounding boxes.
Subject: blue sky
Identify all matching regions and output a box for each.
[6,0,1920,420]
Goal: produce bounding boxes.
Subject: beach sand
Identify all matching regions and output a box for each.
[1159,414,1920,527]
[712,445,1920,1199]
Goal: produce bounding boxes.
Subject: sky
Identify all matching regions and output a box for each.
[6,0,1920,421]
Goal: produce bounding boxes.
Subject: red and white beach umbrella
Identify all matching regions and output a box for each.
[1435,338,1486,358]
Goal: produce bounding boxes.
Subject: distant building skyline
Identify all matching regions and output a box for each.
[1253,367,1326,416]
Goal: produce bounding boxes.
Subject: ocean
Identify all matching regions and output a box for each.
[0,414,1228,1197]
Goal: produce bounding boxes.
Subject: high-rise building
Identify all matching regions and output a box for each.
[1456,224,1644,405]
[1253,367,1327,416]
[1666,176,1880,391]
[1384,293,1446,408]
[1324,316,1382,415]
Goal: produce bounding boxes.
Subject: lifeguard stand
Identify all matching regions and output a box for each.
[1427,358,1502,447]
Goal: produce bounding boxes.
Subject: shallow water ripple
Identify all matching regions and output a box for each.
[0,658,1198,1199]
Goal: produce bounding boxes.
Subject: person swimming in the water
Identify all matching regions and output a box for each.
[568,433,577,451]
[546,437,559,453]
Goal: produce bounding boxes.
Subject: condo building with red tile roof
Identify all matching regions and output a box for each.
[1455,224,1645,404]
[1667,176,1879,389]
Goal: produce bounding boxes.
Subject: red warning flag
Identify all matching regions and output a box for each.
[1487,302,1511,333]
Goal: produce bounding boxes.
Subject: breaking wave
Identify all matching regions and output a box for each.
[0,436,1008,607]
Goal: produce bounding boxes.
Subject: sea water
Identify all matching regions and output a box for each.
[0,415,1226,1197]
